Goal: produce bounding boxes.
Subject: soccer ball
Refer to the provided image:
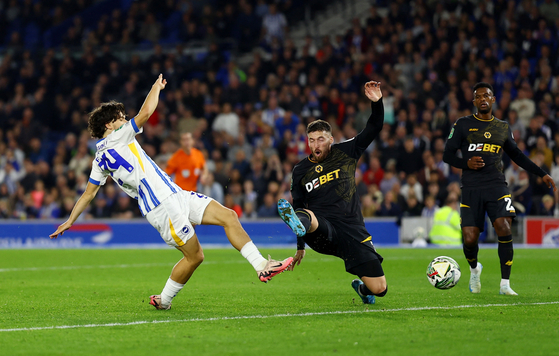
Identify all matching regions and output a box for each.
[426,256,461,289]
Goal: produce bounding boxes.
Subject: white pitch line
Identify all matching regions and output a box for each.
[1,301,557,333]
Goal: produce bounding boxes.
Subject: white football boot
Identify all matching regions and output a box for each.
[469,263,483,293]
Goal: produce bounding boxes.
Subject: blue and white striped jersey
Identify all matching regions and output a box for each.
[89,118,180,216]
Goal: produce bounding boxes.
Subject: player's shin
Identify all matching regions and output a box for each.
[295,209,312,231]
[498,234,513,280]
[463,243,479,269]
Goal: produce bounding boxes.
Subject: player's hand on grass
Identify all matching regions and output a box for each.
[543,174,557,192]
[364,81,382,102]
[153,74,167,90]
[467,156,485,170]
[288,250,305,271]
[49,221,72,239]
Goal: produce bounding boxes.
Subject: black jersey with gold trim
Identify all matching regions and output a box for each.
[291,143,364,225]
[444,114,517,188]
[290,99,384,225]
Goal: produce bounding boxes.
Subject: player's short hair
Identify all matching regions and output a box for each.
[473,82,494,94]
[88,101,126,139]
[307,119,332,135]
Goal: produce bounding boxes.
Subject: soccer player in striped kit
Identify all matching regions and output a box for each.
[50,75,292,310]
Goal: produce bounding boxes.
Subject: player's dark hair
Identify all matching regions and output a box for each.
[307,119,332,135]
[473,82,494,94]
[87,101,126,139]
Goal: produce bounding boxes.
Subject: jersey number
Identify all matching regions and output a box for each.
[99,149,134,172]
[98,149,134,187]
[504,197,515,212]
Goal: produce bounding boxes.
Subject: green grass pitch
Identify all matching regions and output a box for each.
[1,247,558,356]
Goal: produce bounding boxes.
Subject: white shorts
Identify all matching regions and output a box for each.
[145,190,213,247]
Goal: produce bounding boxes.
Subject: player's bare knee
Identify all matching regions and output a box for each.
[220,207,240,226]
[463,233,477,246]
[372,283,387,295]
[189,250,204,266]
[493,220,511,236]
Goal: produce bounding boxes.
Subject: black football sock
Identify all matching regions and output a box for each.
[295,209,312,231]
[463,243,479,269]
[359,284,373,296]
[498,234,513,279]
[359,284,387,297]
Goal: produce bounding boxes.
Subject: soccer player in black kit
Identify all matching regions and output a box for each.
[443,82,556,296]
[277,81,386,304]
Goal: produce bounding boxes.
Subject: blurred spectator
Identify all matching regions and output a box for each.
[536,194,556,216]
[363,156,384,187]
[262,96,286,127]
[505,161,522,187]
[361,194,378,217]
[396,137,423,178]
[402,193,423,218]
[256,192,279,218]
[401,173,423,203]
[530,136,553,169]
[87,193,112,219]
[509,85,536,127]
[197,170,223,204]
[512,170,533,215]
[224,193,243,218]
[421,195,439,218]
[165,132,208,192]
[241,200,258,219]
[112,193,141,219]
[261,3,287,45]
[212,102,240,140]
[377,190,402,218]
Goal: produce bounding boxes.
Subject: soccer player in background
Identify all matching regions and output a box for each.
[277,81,387,304]
[50,74,293,309]
[165,132,209,192]
[443,82,556,296]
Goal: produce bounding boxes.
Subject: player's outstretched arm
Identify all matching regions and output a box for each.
[543,175,557,192]
[287,250,305,271]
[135,74,167,129]
[49,183,100,239]
[355,81,384,149]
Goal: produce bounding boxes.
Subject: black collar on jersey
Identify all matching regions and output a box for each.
[473,113,495,122]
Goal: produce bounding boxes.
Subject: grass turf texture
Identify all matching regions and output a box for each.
[1,247,557,356]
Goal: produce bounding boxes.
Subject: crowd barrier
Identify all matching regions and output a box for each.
[0,218,399,248]
[2,216,556,249]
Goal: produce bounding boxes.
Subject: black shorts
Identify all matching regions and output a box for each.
[460,186,516,232]
[303,215,384,275]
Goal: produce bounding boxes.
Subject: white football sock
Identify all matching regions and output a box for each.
[160,277,185,306]
[240,241,267,271]
[500,279,510,288]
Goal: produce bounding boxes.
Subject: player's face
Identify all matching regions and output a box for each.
[473,87,495,114]
[181,133,193,151]
[308,130,333,162]
[106,112,127,132]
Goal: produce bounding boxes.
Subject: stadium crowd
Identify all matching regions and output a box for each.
[0,0,559,222]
